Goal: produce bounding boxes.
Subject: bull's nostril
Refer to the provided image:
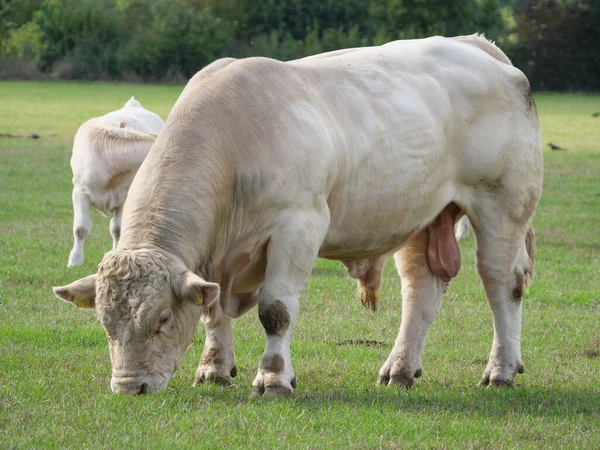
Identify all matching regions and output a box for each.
[139,383,148,395]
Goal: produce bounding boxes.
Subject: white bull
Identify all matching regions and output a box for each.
[54,35,543,396]
[67,97,164,266]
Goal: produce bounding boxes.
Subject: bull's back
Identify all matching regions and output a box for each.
[289,37,539,257]
[128,37,540,260]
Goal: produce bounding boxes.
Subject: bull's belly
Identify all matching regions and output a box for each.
[318,178,458,260]
[319,210,431,260]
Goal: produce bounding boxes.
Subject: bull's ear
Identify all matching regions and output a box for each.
[53,275,97,309]
[178,271,220,307]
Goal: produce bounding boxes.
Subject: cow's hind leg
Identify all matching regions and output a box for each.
[378,229,448,387]
[455,215,471,241]
[109,206,122,250]
[252,210,329,396]
[471,211,535,387]
[68,185,92,267]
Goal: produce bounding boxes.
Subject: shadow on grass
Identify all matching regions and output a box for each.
[164,382,600,419]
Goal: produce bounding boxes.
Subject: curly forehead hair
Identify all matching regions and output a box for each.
[97,248,171,287]
[96,249,173,335]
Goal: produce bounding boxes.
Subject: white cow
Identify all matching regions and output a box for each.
[67,97,164,267]
[54,35,543,396]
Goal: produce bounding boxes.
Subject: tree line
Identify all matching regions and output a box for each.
[1,0,598,90]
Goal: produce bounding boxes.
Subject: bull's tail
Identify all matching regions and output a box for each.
[524,223,536,290]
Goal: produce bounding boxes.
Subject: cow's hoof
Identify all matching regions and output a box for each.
[67,254,83,267]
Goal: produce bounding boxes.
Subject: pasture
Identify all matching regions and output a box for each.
[1,80,599,448]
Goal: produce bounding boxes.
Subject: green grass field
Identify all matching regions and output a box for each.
[1,81,599,448]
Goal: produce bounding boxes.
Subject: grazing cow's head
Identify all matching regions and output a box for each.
[53,249,219,395]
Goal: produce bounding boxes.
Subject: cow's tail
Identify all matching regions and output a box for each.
[524,223,536,290]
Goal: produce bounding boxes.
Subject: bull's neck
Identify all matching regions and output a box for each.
[119,130,233,278]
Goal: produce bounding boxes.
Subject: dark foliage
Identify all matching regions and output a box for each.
[0,0,597,90]
[510,0,600,91]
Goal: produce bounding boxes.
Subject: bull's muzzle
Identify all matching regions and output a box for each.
[111,378,150,395]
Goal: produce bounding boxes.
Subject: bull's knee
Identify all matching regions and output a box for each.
[258,300,290,336]
[74,226,88,240]
[512,270,525,302]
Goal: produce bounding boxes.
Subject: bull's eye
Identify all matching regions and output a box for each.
[158,311,171,330]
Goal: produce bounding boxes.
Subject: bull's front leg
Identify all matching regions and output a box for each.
[194,303,237,386]
[252,210,329,396]
[68,185,92,267]
[379,229,448,387]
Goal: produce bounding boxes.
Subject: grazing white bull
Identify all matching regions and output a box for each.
[67,97,164,267]
[54,35,543,396]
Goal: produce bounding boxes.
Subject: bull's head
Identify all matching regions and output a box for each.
[53,249,219,395]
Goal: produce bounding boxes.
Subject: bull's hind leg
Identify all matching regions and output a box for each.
[252,210,330,396]
[378,229,448,387]
[471,211,535,387]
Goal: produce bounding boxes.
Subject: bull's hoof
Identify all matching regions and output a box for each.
[250,383,294,398]
[478,374,515,387]
[194,364,238,387]
[193,375,231,387]
[377,368,421,388]
[389,374,413,388]
[479,362,524,387]
[265,385,293,397]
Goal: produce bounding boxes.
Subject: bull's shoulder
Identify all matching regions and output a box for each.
[182,58,238,92]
